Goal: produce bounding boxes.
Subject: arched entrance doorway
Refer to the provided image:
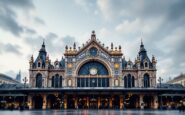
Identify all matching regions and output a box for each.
[143,95,154,109]
[33,95,43,109]
[124,94,139,109]
[47,94,62,109]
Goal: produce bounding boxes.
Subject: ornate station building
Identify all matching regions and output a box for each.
[29,31,157,89]
[28,31,158,109]
[0,31,185,110]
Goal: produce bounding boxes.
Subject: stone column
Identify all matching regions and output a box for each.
[120,95,123,109]
[75,96,78,109]
[153,95,158,109]
[140,95,144,109]
[64,95,67,109]
[123,95,125,109]
[109,96,113,109]
[28,95,33,110]
[87,97,89,109]
[98,97,101,109]
[42,94,47,109]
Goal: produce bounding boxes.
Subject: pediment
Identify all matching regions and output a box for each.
[64,31,123,56]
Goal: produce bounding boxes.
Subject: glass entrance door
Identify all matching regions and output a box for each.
[89,96,98,109]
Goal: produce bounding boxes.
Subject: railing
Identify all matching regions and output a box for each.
[77,75,110,78]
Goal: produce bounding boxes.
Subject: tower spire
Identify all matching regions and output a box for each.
[140,38,145,50]
[39,39,46,53]
[42,39,45,48]
[141,38,143,46]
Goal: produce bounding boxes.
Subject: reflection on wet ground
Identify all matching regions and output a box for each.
[0,110,185,115]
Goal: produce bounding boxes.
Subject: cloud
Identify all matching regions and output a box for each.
[45,35,78,55]
[0,8,23,36]
[24,32,78,59]
[1,0,185,81]
[96,0,185,80]
[62,36,76,46]
[34,17,45,25]
[0,0,43,36]
[24,27,37,34]
[97,0,113,20]
[0,42,22,55]
[75,0,95,13]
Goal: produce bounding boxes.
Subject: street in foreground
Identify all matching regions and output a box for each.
[0,110,185,115]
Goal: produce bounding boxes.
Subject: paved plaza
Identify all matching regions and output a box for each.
[0,110,185,115]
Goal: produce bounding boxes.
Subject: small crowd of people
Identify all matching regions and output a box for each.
[178,104,185,112]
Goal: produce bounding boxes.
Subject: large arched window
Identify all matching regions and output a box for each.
[124,76,127,88]
[52,74,62,88]
[124,74,135,88]
[52,76,54,87]
[78,61,109,75]
[36,73,42,88]
[59,76,62,87]
[77,61,109,87]
[77,77,109,87]
[144,73,150,88]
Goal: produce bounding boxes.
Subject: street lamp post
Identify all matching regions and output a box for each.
[22,77,28,110]
[23,77,28,88]
[158,77,163,88]
[158,77,163,110]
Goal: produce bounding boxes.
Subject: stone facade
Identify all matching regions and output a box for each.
[29,31,157,88]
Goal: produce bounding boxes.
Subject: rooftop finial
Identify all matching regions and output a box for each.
[92,30,95,34]
[111,42,113,50]
[43,39,45,45]
[91,30,96,39]
[73,42,76,49]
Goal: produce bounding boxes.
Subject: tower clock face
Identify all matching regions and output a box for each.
[89,47,97,56]
[90,68,98,75]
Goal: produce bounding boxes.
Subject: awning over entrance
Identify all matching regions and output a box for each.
[0,94,26,96]
[160,94,185,97]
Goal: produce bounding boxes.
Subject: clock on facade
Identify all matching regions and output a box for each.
[67,63,73,69]
[89,47,98,56]
[89,68,98,75]
[114,63,120,69]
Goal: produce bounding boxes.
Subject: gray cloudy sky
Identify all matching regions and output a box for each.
[0,0,185,82]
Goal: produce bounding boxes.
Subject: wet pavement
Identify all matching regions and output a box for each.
[0,110,185,115]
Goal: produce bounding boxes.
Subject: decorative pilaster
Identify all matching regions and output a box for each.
[98,97,101,109]
[140,95,144,109]
[75,96,78,109]
[42,94,47,109]
[109,96,113,109]
[64,95,67,109]
[87,97,89,109]
[153,95,158,109]
[120,95,123,109]
[28,95,33,110]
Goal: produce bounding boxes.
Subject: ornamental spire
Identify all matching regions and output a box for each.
[39,39,46,53]
[141,38,143,46]
[139,38,146,53]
